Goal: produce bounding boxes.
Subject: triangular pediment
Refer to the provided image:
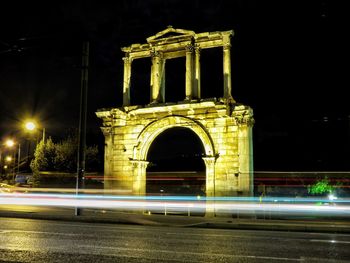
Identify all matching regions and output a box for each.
[147,26,195,43]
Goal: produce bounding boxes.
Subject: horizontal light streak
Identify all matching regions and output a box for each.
[1,187,132,195]
[0,193,350,216]
[2,187,350,203]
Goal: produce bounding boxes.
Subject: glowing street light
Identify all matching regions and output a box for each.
[23,120,45,172]
[0,139,15,183]
[3,138,21,175]
[25,121,36,131]
[24,120,45,142]
[5,139,15,148]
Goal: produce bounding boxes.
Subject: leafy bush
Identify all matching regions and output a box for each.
[308,177,334,195]
[30,136,100,175]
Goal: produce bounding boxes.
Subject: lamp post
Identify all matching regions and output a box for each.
[25,121,45,143]
[5,140,15,178]
[4,139,21,181]
[17,144,21,174]
[5,139,21,173]
[75,41,89,216]
[5,156,13,180]
[24,120,45,170]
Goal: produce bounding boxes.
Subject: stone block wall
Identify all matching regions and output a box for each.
[96,101,254,196]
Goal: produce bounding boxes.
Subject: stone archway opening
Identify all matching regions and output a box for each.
[146,127,206,196]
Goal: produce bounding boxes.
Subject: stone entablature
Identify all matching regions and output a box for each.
[121,26,234,105]
[96,100,253,196]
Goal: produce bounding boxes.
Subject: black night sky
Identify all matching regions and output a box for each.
[0,1,349,172]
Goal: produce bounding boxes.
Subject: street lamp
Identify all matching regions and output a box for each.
[1,139,16,182]
[23,120,45,169]
[25,121,35,131]
[5,139,15,148]
[24,121,45,142]
[4,138,21,177]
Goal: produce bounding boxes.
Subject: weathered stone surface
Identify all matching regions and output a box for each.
[96,27,254,198]
[97,100,254,196]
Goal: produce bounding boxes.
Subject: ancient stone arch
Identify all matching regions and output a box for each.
[134,116,215,160]
[96,26,254,198]
[132,115,215,196]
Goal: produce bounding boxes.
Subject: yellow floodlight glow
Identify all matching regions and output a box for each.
[5,156,12,162]
[25,121,36,131]
[5,139,15,147]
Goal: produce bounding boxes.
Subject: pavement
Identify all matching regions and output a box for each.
[1,206,350,234]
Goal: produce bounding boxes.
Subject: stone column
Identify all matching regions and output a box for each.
[150,50,162,103]
[102,127,113,189]
[203,156,216,217]
[131,160,149,196]
[122,56,132,106]
[160,59,166,103]
[223,38,233,101]
[193,45,201,99]
[185,44,194,101]
[237,116,254,196]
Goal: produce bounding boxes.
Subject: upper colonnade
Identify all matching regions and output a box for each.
[121,26,234,106]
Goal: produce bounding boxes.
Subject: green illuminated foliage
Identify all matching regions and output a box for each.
[308,177,334,195]
[30,138,56,172]
[30,136,100,173]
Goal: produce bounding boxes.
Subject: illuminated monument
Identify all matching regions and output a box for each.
[96,26,254,198]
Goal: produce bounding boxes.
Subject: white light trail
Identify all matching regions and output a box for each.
[1,193,350,217]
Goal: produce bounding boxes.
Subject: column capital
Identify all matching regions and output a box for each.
[234,116,255,127]
[223,43,232,50]
[185,44,195,53]
[194,44,201,53]
[122,56,131,64]
[202,156,216,166]
[150,49,162,58]
[223,33,232,50]
[101,127,113,137]
[232,108,255,126]
[130,159,149,169]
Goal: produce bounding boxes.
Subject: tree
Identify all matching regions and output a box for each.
[55,136,77,172]
[30,135,100,174]
[30,138,56,186]
[30,138,56,172]
[55,136,100,172]
[308,177,334,195]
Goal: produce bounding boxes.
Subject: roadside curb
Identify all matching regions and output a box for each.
[191,222,350,234]
[1,211,350,234]
[0,212,149,225]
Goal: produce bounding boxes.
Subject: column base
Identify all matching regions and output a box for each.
[205,200,216,217]
[149,100,159,105]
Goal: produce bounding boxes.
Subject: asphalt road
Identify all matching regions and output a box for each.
[0,218,350,262]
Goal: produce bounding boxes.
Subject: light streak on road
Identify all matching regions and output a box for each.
[1,192,350,217]
[1,186,349,202]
